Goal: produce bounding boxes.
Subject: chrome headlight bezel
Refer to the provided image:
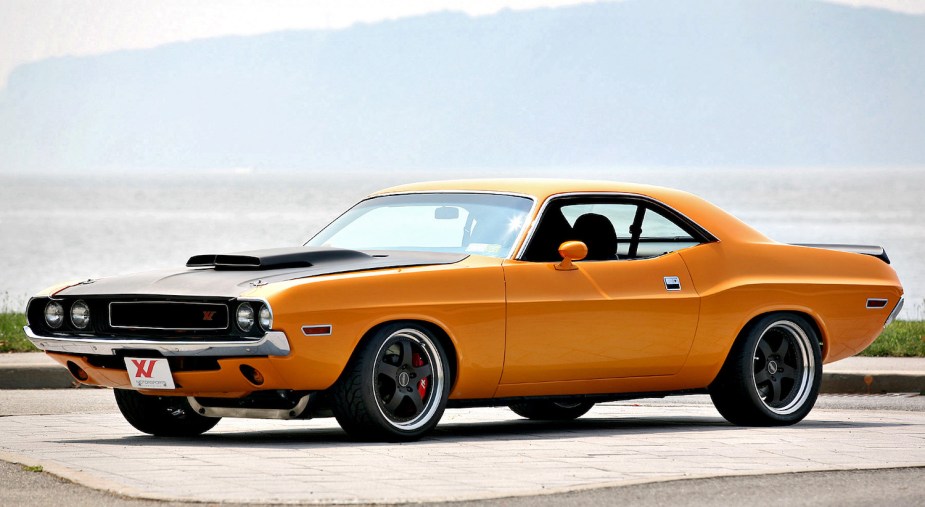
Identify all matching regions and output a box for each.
[236,302,255,332]
[70,300,91,330]
[44,301,64,329]
[258,304,273,331]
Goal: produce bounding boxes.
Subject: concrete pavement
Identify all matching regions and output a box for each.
[2,352,922,394]
[0,391,923,504]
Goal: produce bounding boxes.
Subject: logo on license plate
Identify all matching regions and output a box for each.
[124,357,176,389]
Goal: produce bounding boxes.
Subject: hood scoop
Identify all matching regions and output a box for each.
[188,247,373,270]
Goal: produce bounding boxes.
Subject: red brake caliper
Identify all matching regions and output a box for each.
[412,352,428,399]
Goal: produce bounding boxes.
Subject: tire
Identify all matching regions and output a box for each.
[331,323,451,441]
[709,313,822,426]
[114,389,220,437]
[509,400,595,421]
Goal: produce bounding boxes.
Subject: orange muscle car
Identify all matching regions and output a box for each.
[25,179,904,441]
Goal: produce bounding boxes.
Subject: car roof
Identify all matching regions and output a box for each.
[376,178,678,201]
[373,178,770,243]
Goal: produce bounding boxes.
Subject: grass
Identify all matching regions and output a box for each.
[20,465,43,473]
[858,320,925,357]
[1,311,923,356]
[0,313,35,353]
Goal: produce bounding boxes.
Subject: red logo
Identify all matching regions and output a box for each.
[131,359,157,378]
[202,311,217,321]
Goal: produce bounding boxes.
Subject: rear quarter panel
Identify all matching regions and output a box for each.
[678,241,903,386]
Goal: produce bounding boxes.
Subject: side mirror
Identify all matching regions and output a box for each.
[555,241,588,271]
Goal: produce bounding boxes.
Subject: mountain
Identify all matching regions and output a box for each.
[1,0,923,173]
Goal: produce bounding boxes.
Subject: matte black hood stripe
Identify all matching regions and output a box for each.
[57,248,469,298]
[187,247,374,270]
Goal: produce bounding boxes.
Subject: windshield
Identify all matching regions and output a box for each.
[306,193,535,258]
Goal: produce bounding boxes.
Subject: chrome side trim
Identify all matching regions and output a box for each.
[187,395,310,420]
[23,326,291,357]
[885,296,904,327]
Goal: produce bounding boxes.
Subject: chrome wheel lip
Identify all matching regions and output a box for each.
[371,328,445,432]
[751,320,815,415]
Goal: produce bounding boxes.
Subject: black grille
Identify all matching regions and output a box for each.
[109,302,229,330]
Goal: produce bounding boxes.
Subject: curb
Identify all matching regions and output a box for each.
[0,364,81,389]
[0,361,922,394]
[820,372,924,395]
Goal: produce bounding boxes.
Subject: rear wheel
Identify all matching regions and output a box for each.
[114,389,220,437]
[509,399,595,421]
[331,323,450,441]
[709,313,822,426]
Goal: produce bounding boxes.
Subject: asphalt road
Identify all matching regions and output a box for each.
[2,458,922,507]
[1,390,923,506]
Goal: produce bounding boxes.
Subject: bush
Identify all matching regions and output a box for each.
[859,320,925,357]
[0,313,35,353]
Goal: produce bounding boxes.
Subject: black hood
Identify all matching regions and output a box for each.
[56,247,468,298]
[186,247,374,270]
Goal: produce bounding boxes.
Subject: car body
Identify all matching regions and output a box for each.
[25,179,904,440]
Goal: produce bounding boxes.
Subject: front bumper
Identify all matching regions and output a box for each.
[24,326,291,357]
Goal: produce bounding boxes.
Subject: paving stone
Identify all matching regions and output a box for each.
[2,401,925,503]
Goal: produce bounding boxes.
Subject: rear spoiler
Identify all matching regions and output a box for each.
[793,243,890,264]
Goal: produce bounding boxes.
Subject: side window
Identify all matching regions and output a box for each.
[561,203,634,261]
[633,208,699,258]
[521,197,705,262]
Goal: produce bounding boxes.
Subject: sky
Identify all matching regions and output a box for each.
[1,0,923,87]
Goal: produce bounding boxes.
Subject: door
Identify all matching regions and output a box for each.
[500,196,704,384]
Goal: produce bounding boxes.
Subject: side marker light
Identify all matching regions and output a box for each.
[302,325,332,336]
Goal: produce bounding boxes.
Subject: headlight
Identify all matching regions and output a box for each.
[258,305,272,331]
[70,300,91,329]
[44,301,64,329]
[236,303,255,332]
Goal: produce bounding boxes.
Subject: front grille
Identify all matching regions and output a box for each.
[109,301,229,330]
[27,296,267,340]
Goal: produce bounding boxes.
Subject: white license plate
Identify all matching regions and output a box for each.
[124,357,176,390]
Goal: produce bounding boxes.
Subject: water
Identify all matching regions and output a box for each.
[1,167,921,318]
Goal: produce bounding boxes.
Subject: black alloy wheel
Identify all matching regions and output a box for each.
[710,313,822,426]
[331,323,450,441]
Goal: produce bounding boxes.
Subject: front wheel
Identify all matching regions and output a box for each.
[331,324,451,441]
[709,313,822,426]
[114,389,220,437]
[509,399,595,421]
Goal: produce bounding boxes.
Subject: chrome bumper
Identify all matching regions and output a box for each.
[23,326,291,357]
[885,296,905,327]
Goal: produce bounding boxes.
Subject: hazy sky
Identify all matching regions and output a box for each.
[1,0,922,86]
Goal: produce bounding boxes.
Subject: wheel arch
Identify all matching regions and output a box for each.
[732,308,828,366]
[344,318,460,391]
